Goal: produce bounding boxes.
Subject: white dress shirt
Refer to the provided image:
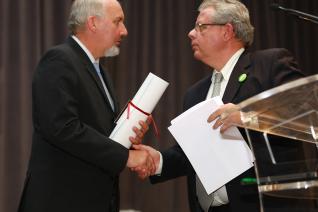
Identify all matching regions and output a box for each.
[205,48,245,206]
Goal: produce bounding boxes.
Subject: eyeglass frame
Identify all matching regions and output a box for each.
[194,22,226,32]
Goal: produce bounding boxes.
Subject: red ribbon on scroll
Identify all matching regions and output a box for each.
[127,100,160,138]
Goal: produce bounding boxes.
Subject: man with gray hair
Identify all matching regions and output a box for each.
[136,0,310,211]
[18,0,155,212]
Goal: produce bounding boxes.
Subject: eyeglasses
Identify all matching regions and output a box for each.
[194,23,226,32]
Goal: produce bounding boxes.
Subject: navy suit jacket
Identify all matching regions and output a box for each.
[151,48,308,212]
[19,37,129,212]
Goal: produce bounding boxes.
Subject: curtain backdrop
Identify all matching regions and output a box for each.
[1,0,318,212]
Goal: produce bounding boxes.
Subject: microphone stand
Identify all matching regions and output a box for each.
[270,4,318,25]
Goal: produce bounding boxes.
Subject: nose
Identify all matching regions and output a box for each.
[120,23,128,37]
[188,28,195,40]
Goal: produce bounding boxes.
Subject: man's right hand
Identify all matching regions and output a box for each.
[126,149,156,179]
[132,144,160,173]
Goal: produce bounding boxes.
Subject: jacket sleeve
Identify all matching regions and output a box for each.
[150,144,193,183]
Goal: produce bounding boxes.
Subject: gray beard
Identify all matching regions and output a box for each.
[105,45,120,57]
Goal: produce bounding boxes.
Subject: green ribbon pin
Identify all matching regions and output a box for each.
[238,73,247,83]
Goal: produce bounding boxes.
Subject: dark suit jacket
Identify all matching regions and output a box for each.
[18,37,129,212]
[151,48,310,212]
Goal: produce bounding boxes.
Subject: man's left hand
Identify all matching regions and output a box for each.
[129,115,152,145]
[207,103,241,133]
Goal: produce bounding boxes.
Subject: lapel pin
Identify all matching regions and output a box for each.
[238,73,247,83]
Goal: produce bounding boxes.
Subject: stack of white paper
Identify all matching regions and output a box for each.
[168,96,254,194]
[110,72,169,148]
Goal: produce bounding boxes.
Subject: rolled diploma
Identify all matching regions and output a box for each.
[109,72,169,148]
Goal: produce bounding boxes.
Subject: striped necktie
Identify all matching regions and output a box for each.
[211,72,223,98]
[196,72,224,212]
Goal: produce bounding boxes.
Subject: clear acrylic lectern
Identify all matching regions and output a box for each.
[226,74,318,211]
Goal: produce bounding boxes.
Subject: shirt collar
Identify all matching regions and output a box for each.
[213,48,245,81]
[71,35,99,64]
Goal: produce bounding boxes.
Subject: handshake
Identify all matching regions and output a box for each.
[125,116,160,179]
[124,103,242,179]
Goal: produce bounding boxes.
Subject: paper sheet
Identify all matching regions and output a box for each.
[168,97,254,194]
[110,72,169,148]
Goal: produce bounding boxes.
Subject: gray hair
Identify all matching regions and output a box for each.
[68,0,106,34]
[199,0,254,47]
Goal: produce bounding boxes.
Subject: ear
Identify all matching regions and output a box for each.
[223,23,235,41]
[87,16,98,33]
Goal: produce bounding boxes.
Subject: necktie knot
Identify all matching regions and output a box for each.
[214,72,223,83]
[211,72,223,98]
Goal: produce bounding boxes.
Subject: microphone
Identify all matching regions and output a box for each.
[270,3,318,24]
[269,3,285,11]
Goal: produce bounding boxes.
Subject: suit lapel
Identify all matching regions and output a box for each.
[86,63,119,114]
[223,51,252,103]
[67,36,117,113]
[184,75,212,111]
[196,76,212,103]
[99,65,119,114]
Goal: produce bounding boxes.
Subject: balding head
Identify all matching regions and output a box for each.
[68,0,119,34]
[68,0,127,59]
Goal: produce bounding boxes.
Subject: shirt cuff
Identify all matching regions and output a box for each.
[154,151,163,175]
[240,111,259,128]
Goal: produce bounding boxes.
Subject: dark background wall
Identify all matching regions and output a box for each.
[1,0,317,212]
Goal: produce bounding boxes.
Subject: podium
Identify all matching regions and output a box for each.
[227,74,318,211]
